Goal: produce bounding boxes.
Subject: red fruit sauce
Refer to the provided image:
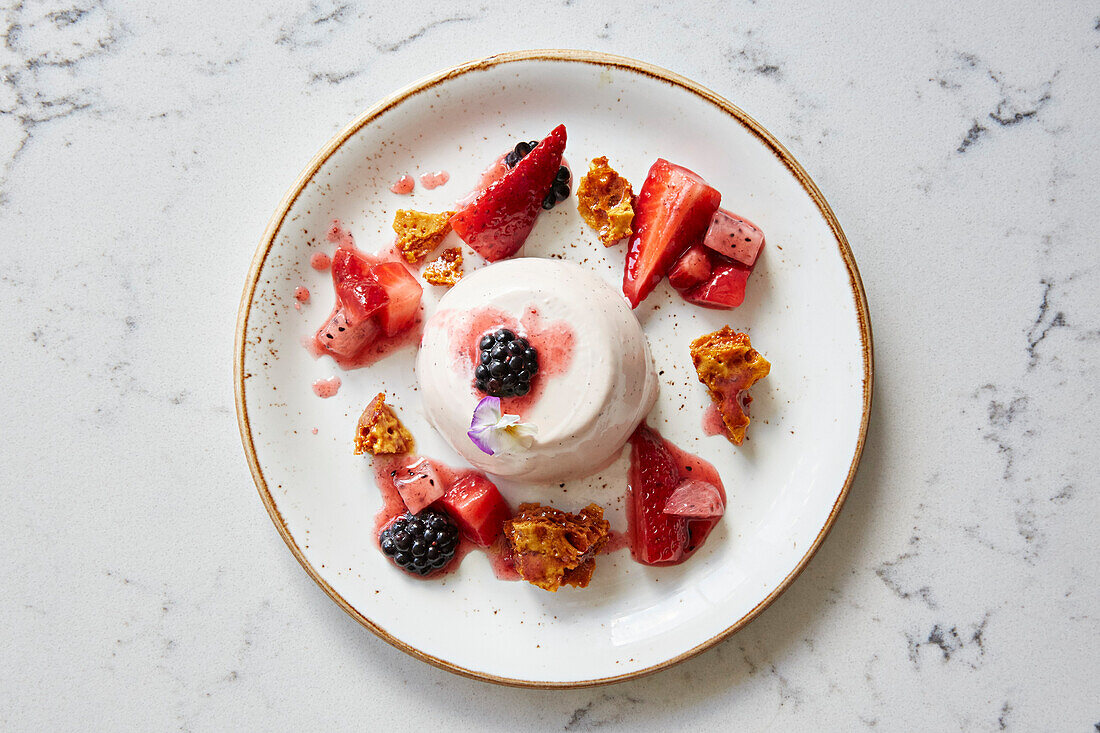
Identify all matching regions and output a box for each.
[419,170,450,189]
[390,174,415,194]
[371,455,518,581]
[702,404,725,436]
[294,286,310,303]
[625,424,727,565]
[311,376,341,398]
[310,252,331,271]
[437,304,575,419]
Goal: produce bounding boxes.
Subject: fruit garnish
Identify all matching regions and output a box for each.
[627,424,689,565]
[316,308,379,358]
[450,124,567,261]
[438,473,512,547]
[379,509,459,576]
[392,457,445,514]
[622,159,722,308]
[370,261,423,336]
[576,156,634,246]
[689,327,770,445]
[475,328,538,398]
[422,247,463,287]
[331,248,388,322]
[503,503,610,591]
[353,392,414,456]
[683,261,751,309]
[702,209,765,267]
[467,396,537,456]
[392,209,455,264]
[663,479,725,518]
[667,244,712,291]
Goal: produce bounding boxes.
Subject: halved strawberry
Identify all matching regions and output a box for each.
[370,261,422,336]
[392,457,445,514]
[450,124,567,261]
[702,209,765,266]
[663,479,725,518]
[437,473,512,547]
[628,424,689,565]
[684,261,750,309]
[622,159,721,308]
[668,244,713,291]
[332,248,388,322]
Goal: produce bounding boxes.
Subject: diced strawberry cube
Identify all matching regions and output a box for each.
[451,125,567,261]
[437,473,512,547]
[370,261,423,336]
[684,261,750,309]
[331,248,388,322]
[663,479,725,518]
[622,159,721,308]
[392,458,445,515]
[315,307,379,358]
[668,245,713,291]
[702,209,765,267]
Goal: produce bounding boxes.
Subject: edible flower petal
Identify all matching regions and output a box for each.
[468,396,537,456]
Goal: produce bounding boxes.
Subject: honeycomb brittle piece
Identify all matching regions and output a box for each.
[689,327,770,445]
[576,156,634,246]
[354,392,415,455]
[422,247,463,287]
[392,209,455,264]
[503,503,610,592]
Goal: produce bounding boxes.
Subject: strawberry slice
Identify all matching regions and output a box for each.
[332,248,388,322]
[668,244,713,291]
[370,261,422,336]
[628,424,689,565]
[622,159,721,308]
[663,479,725,518]
[702,209,765,267]
[392,457,445,515]
[437,473,512,547]
[450,124,567,261]
[684,261,750,309]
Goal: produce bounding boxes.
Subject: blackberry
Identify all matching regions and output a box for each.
[542,166,571,210]
[503,140,571,210]
[379,509,460,576]
[475,328,539,398]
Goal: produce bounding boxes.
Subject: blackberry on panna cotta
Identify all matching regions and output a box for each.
[475,328,539,397]
[379,509,460,576]
[503,140,571,210]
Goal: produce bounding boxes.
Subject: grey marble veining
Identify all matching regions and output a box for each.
[1,1,1098,730]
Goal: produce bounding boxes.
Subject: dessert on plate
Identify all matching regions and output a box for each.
[303,123,771,590]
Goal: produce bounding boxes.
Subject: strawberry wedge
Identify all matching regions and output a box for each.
[622,159,721,308]
[451,125,567,261]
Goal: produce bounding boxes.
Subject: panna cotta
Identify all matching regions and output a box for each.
[417,258,658,483]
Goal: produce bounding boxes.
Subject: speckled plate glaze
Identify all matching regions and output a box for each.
[235,50,872,687]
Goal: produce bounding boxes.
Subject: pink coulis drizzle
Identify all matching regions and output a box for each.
[311,376,341,398]
[419,170,450,189]
[371,455,517,581]
[311,428,319,435]
[701,404,725,436]
[310,252,331,271]
[442,304,575,419]
[303,220,425,369]
[294,286,310,303]
[390,174,415,194]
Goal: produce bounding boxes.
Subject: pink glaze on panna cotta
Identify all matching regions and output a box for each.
[417,258,658,483]
[390,174,415,194]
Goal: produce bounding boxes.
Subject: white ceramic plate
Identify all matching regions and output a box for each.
[235,50,872,687]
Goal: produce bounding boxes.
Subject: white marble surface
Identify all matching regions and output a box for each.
[1,0,1097,729]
